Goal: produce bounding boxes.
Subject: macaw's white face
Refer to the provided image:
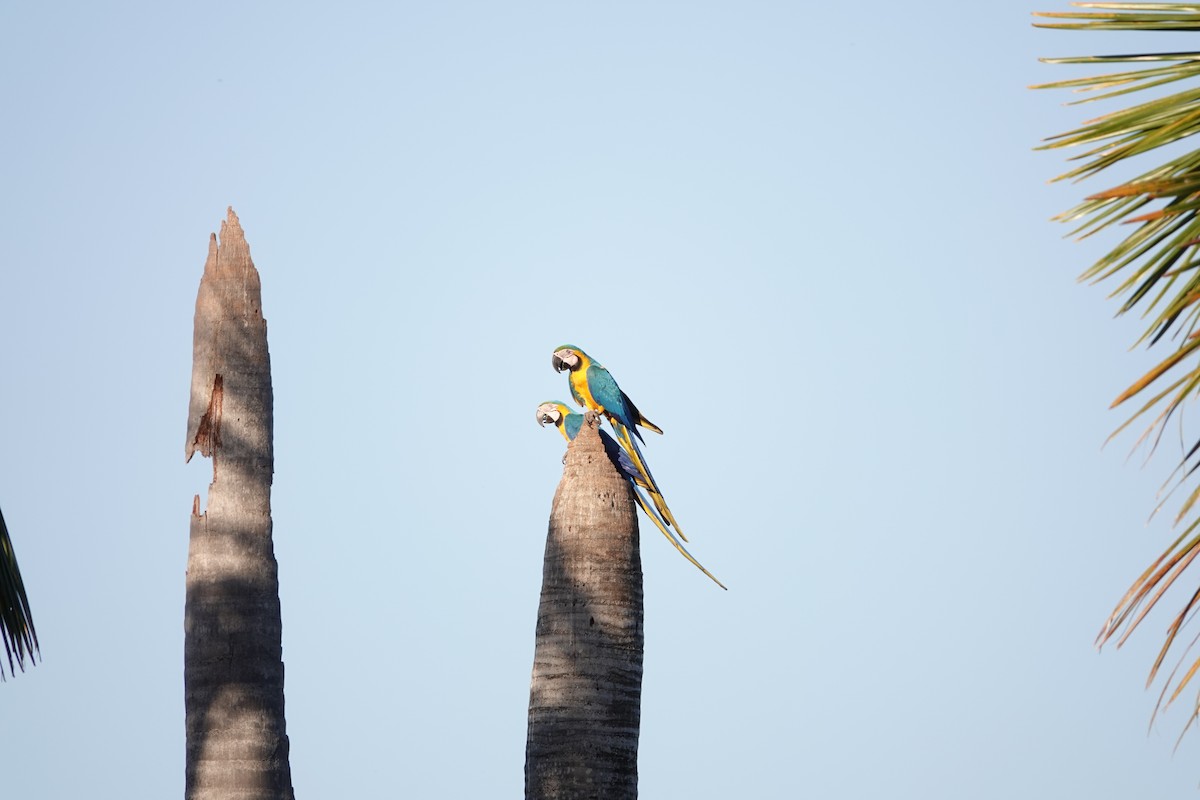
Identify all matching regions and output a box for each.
[535,403,562,427]
[551,348,580,373]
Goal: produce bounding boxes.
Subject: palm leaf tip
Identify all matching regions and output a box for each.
[0,505,39,680]
[1034,4,1200,31]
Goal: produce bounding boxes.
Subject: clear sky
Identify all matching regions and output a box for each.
[3,2,1199,798]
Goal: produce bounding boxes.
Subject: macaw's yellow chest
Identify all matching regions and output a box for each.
[570,369,600,412]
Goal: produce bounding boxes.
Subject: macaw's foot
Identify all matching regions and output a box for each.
[584,410,602,427]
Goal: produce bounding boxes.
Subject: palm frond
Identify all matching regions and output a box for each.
[1035,4,1200,31]
[0,504,38,680]
[1037,2,1200,734]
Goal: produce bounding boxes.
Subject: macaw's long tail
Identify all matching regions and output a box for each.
[632,485,726,590]
[646,487,681,536]
[611,422,686,540]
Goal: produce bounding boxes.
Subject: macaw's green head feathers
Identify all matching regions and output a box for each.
[551,345,588,373]
[535,401,569,428]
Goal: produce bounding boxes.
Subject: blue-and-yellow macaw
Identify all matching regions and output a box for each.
[550,345,682,534]
[536,401,726,590]
[550,345,662,444]
[537,400,638,478]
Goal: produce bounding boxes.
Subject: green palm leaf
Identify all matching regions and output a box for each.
[1036,3,1200,732]
[0,504,38,679]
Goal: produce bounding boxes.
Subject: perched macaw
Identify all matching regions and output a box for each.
[550,345,662,444]
[550,345,681,534]
[537,401,641,477]
[536,401,726,590]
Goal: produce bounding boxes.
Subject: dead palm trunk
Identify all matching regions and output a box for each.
[184,208,294,800]
[526,413,644,800]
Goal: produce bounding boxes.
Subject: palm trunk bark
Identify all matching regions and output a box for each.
[526,412,644,800]
[184,208,294,800]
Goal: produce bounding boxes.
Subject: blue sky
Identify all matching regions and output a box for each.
[3,2,1199,797]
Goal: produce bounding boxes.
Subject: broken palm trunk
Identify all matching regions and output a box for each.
[526,413,644,800]
[184,208,294,800]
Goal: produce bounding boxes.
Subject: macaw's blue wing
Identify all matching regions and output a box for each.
[585,364,648,443]
[599,429,645,486]
[563,412,583,441]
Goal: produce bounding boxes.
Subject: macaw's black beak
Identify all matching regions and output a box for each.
[536,413,548,427]
[552,353,567,372]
